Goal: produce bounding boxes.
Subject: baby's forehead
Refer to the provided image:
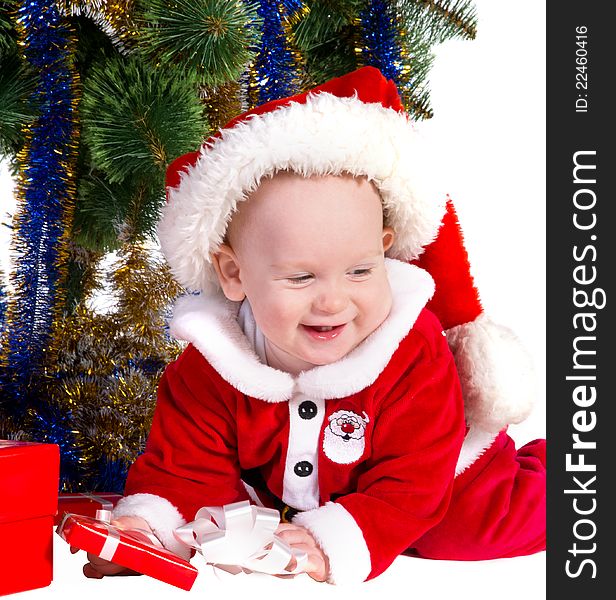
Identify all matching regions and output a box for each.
[228,170,385,237]
[227,171,383,244]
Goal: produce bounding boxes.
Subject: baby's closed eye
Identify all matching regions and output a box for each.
[286,273,314,284]
[348,267,373,279]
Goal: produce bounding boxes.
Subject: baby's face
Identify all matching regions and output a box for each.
[216,171,394,374]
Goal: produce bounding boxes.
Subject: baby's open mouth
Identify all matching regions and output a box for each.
[303,324,344,332]
[301,323,346,340]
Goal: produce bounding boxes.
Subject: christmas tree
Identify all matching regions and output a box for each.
[0,0,477,491]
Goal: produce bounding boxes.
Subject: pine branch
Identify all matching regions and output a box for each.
[292,0,364,52]
[124,179,164,245]
[397,42,435,119]
[72,14,119,79]
[403,86,433,120]
[137,0,262,87]
[74,170,165,251]
[297,17,360,85]
[0,0,18,54]
[56,0,139,54]
[81,54,206,185]
[73,172,131,252]
[64,243,104,313]
[400,0,477,43]
[0,49,36,155]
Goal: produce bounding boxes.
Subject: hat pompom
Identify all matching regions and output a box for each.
[446,314,536,432]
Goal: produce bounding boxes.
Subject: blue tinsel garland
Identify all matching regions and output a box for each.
[247,0,304,106]
[359,0,406,89]
[2,1,80,483]
[7,1,76,391]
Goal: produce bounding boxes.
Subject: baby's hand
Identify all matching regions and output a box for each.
[72,515,153,579]
[275,523,329,582]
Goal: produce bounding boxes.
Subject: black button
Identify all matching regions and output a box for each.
[294,461,313,477]
[298,400,317,420]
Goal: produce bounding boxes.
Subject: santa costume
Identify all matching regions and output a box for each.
[113,66,546,584]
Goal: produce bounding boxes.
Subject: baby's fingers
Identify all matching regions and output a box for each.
[288,544,328,582]
[276,527,312,547]
[83,562,105,579]
[83,552,139,577]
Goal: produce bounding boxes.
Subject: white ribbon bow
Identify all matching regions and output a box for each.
[173,501,307,576]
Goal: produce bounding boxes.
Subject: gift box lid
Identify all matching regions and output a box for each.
[0,440,59,524]
[57,513,199,591]
[54,492,123,525]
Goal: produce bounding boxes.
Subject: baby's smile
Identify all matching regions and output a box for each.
[301,323,347,340]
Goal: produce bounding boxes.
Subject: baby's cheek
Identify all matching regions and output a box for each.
[254,297,301,338]
[365,278,393,323]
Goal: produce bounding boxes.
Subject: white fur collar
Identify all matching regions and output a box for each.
[169,258,434,402]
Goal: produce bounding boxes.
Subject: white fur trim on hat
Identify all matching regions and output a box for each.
[446,314,536,432]
[158,92,445,292]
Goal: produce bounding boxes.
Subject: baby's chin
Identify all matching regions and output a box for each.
[295,337,365,367]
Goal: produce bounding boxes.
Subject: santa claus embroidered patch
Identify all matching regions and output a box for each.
[323,409,370,464]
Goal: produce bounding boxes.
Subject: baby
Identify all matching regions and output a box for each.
[79,67,545,584]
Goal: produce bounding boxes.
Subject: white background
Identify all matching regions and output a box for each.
[3,1,546,598]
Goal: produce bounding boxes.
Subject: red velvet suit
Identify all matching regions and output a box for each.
[115,261,546,584]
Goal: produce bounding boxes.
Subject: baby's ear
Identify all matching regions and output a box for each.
[382,226,395,253]
[211,245,246,301]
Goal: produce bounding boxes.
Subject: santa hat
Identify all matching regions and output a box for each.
[160,66,534,433]
[160,66,444,293]
[413,200,535,432]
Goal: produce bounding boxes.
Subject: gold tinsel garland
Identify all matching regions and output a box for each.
[46,236,183,490]
[200,80,243,131]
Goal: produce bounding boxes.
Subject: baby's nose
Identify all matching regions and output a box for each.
[313,286,348,314]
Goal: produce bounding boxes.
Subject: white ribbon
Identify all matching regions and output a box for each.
[99,527,121,561]
[173,501,307,576]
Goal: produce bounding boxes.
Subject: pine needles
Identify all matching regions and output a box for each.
[138,0,262,86]
[81,55,206,184]
[0,50,35,155]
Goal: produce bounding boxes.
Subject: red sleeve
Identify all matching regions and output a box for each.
[295,313,466,583]
[344,345,465,579]
[124,343,250,522]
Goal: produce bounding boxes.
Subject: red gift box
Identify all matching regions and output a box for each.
[0,439,59,597]
[57,513,199,591]
[54,492,123,525]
